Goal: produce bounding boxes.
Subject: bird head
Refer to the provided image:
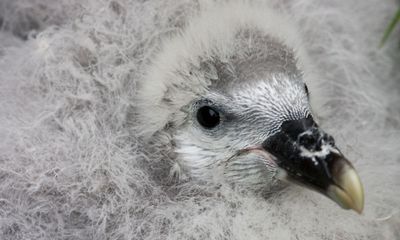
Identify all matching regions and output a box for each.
[137,3,364,213]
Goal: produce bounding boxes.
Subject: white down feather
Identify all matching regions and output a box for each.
[0,0,399,239]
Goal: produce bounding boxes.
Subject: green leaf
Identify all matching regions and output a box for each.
[380,7,400,47]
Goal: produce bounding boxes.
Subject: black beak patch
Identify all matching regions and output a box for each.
[261,116,364,213]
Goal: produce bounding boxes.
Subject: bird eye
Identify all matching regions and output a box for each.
[196,106,220,129]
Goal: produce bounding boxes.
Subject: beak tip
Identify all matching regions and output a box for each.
[349,194,364,214]
[353,195,364,215]
[328,164,365,214]
[349,200,364,214]
[355,206,364,214]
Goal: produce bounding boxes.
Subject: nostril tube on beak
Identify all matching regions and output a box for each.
[296,126,336,152]
[263,116,364,213]
[297,128,324,151]
[298,132,317,149]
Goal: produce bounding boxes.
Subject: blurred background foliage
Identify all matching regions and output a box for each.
[381,8,400,46]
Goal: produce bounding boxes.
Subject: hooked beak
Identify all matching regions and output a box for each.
[263,116,364,213]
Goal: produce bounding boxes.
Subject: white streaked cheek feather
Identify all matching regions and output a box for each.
[224,153,277,186]
[174,130,229,179]
[174,128,278,187]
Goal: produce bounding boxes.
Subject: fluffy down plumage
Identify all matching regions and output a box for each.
[0,0,399,239]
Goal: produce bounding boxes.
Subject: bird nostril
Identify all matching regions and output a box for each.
[298,131,336,151]
[298,133,317,149]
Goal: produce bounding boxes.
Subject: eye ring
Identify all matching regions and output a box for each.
[196,106,221,129]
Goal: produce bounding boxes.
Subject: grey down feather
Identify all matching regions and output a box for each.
[0,0,399,240]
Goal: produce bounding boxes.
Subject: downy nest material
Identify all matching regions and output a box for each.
[0,0,400,239]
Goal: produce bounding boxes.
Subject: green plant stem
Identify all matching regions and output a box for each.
[380,7,400,47]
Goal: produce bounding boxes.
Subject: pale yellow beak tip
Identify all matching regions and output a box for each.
[328,165,364,214]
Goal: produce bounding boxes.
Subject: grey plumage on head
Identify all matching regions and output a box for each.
[137,1,364,213]
[137,2,310,138]
[138,2,303,179]
[1,0,399,239]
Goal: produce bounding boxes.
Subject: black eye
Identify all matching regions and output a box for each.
[196,106,220,129]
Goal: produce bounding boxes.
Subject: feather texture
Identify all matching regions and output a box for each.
[0,0,399,239]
